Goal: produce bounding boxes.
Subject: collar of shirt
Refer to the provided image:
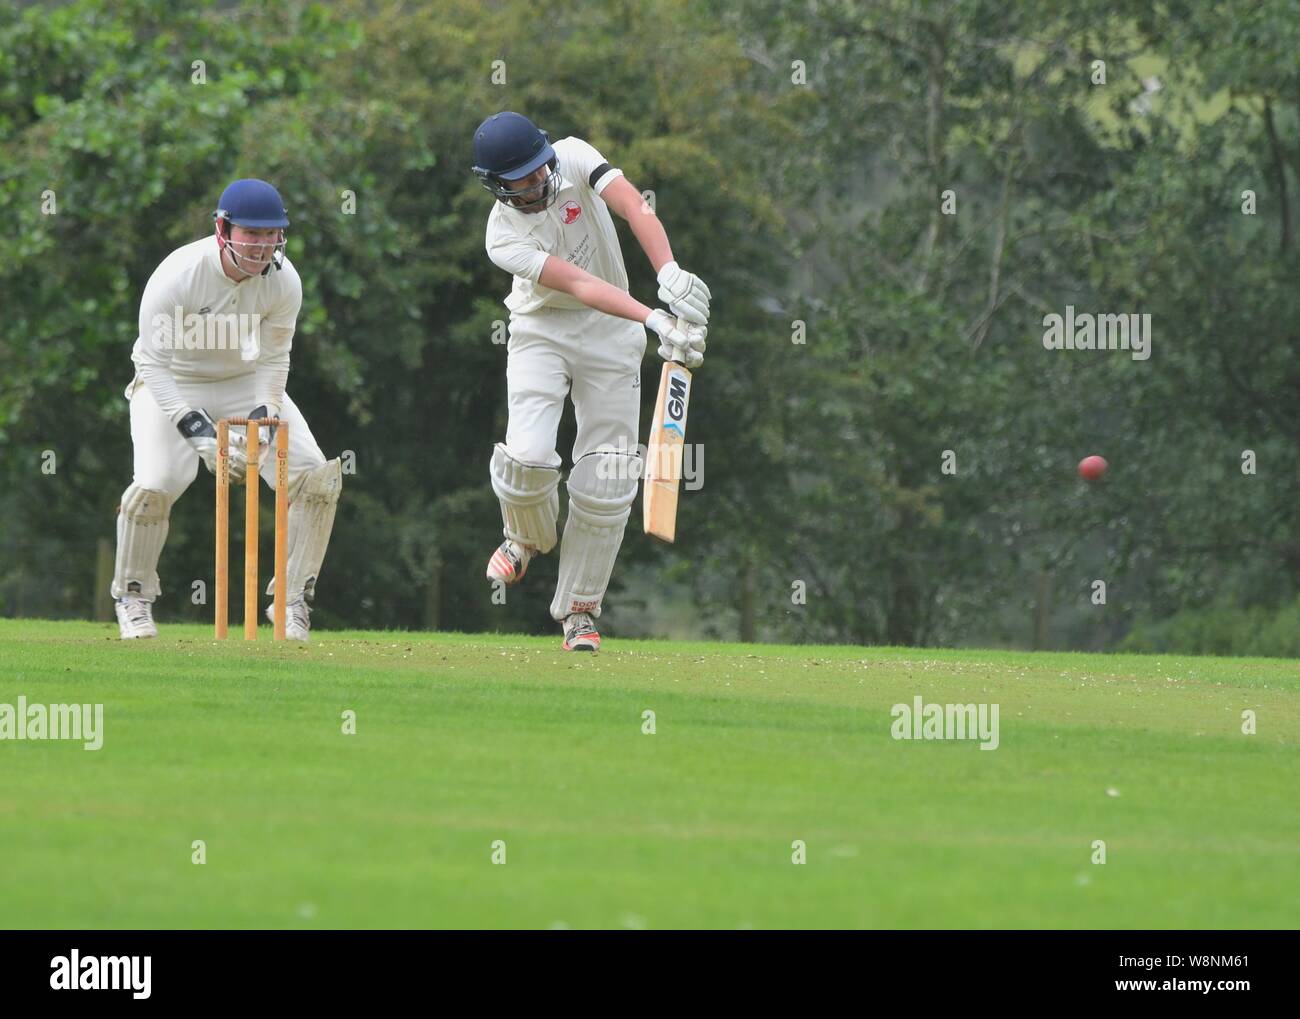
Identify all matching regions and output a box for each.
[205,235,227,279]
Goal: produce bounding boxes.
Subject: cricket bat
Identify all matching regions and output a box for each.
[643,357,692,542]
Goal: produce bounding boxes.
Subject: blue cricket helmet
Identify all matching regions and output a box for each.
[471,112,560,212]
[213,178,289,274]
[215,178,290,228]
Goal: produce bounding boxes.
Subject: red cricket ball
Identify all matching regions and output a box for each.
[1078,455,1108,481]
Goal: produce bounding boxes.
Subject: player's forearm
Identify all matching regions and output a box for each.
[135,284,191,419]
[254,329,292,414]
[539,257,652,323]
[254,364,289,416]
[134,363,189,421]
[626,207,673,273]
[569,276,653,322]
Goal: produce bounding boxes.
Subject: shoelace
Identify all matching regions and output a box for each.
[122,600,151,626]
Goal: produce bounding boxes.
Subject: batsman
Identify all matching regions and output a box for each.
[111,179,343,641]
[472,112,709,651]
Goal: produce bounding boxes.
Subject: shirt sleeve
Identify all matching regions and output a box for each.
[255,262,300,415]
[561,137,622,194]
[132,267,189,421]
[486,222,549,283]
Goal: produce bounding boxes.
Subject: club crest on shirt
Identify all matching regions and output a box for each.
[560,201,582,224]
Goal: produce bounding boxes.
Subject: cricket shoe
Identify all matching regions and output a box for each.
[562,612,601,652]
[266,595,312,642]
[115,596,158,639]
[486,539,534,586]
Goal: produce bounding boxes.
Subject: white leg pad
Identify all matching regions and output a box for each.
[549,450,640,621]
[111,485,173,600]
[490,443,560,553]
[265,458,342,601]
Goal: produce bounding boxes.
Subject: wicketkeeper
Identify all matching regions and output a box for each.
[472,112,709,650]
[111,178,342,641]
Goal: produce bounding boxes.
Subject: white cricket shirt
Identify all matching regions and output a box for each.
[128,236,301,419]
[484,136,627,315]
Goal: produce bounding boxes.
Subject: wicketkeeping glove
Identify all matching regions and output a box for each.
[646,308,707,369]
[656,261,711,326]
[226,404,277,478]
[176,408,245,480]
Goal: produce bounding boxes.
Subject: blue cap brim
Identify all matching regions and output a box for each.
[500,143,554,182]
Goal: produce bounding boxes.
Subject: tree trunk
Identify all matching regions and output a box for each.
[1033,570,1050,650]
[739,555,756,643]
[424,552,441,631]
[885,553,920,646]
[94,537,114,621]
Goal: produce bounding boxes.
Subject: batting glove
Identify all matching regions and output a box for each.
[656,261,711,325]
[646,309,706,368]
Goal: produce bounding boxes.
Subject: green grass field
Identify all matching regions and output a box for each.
[1,619,1296,929]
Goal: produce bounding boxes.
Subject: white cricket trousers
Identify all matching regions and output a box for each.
[503,306,647,465]
[125,374,327,499]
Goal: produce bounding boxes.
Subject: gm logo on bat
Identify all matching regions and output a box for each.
[665,370,690,435]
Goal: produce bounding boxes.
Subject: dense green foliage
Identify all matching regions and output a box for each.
[2,1,1295,652]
